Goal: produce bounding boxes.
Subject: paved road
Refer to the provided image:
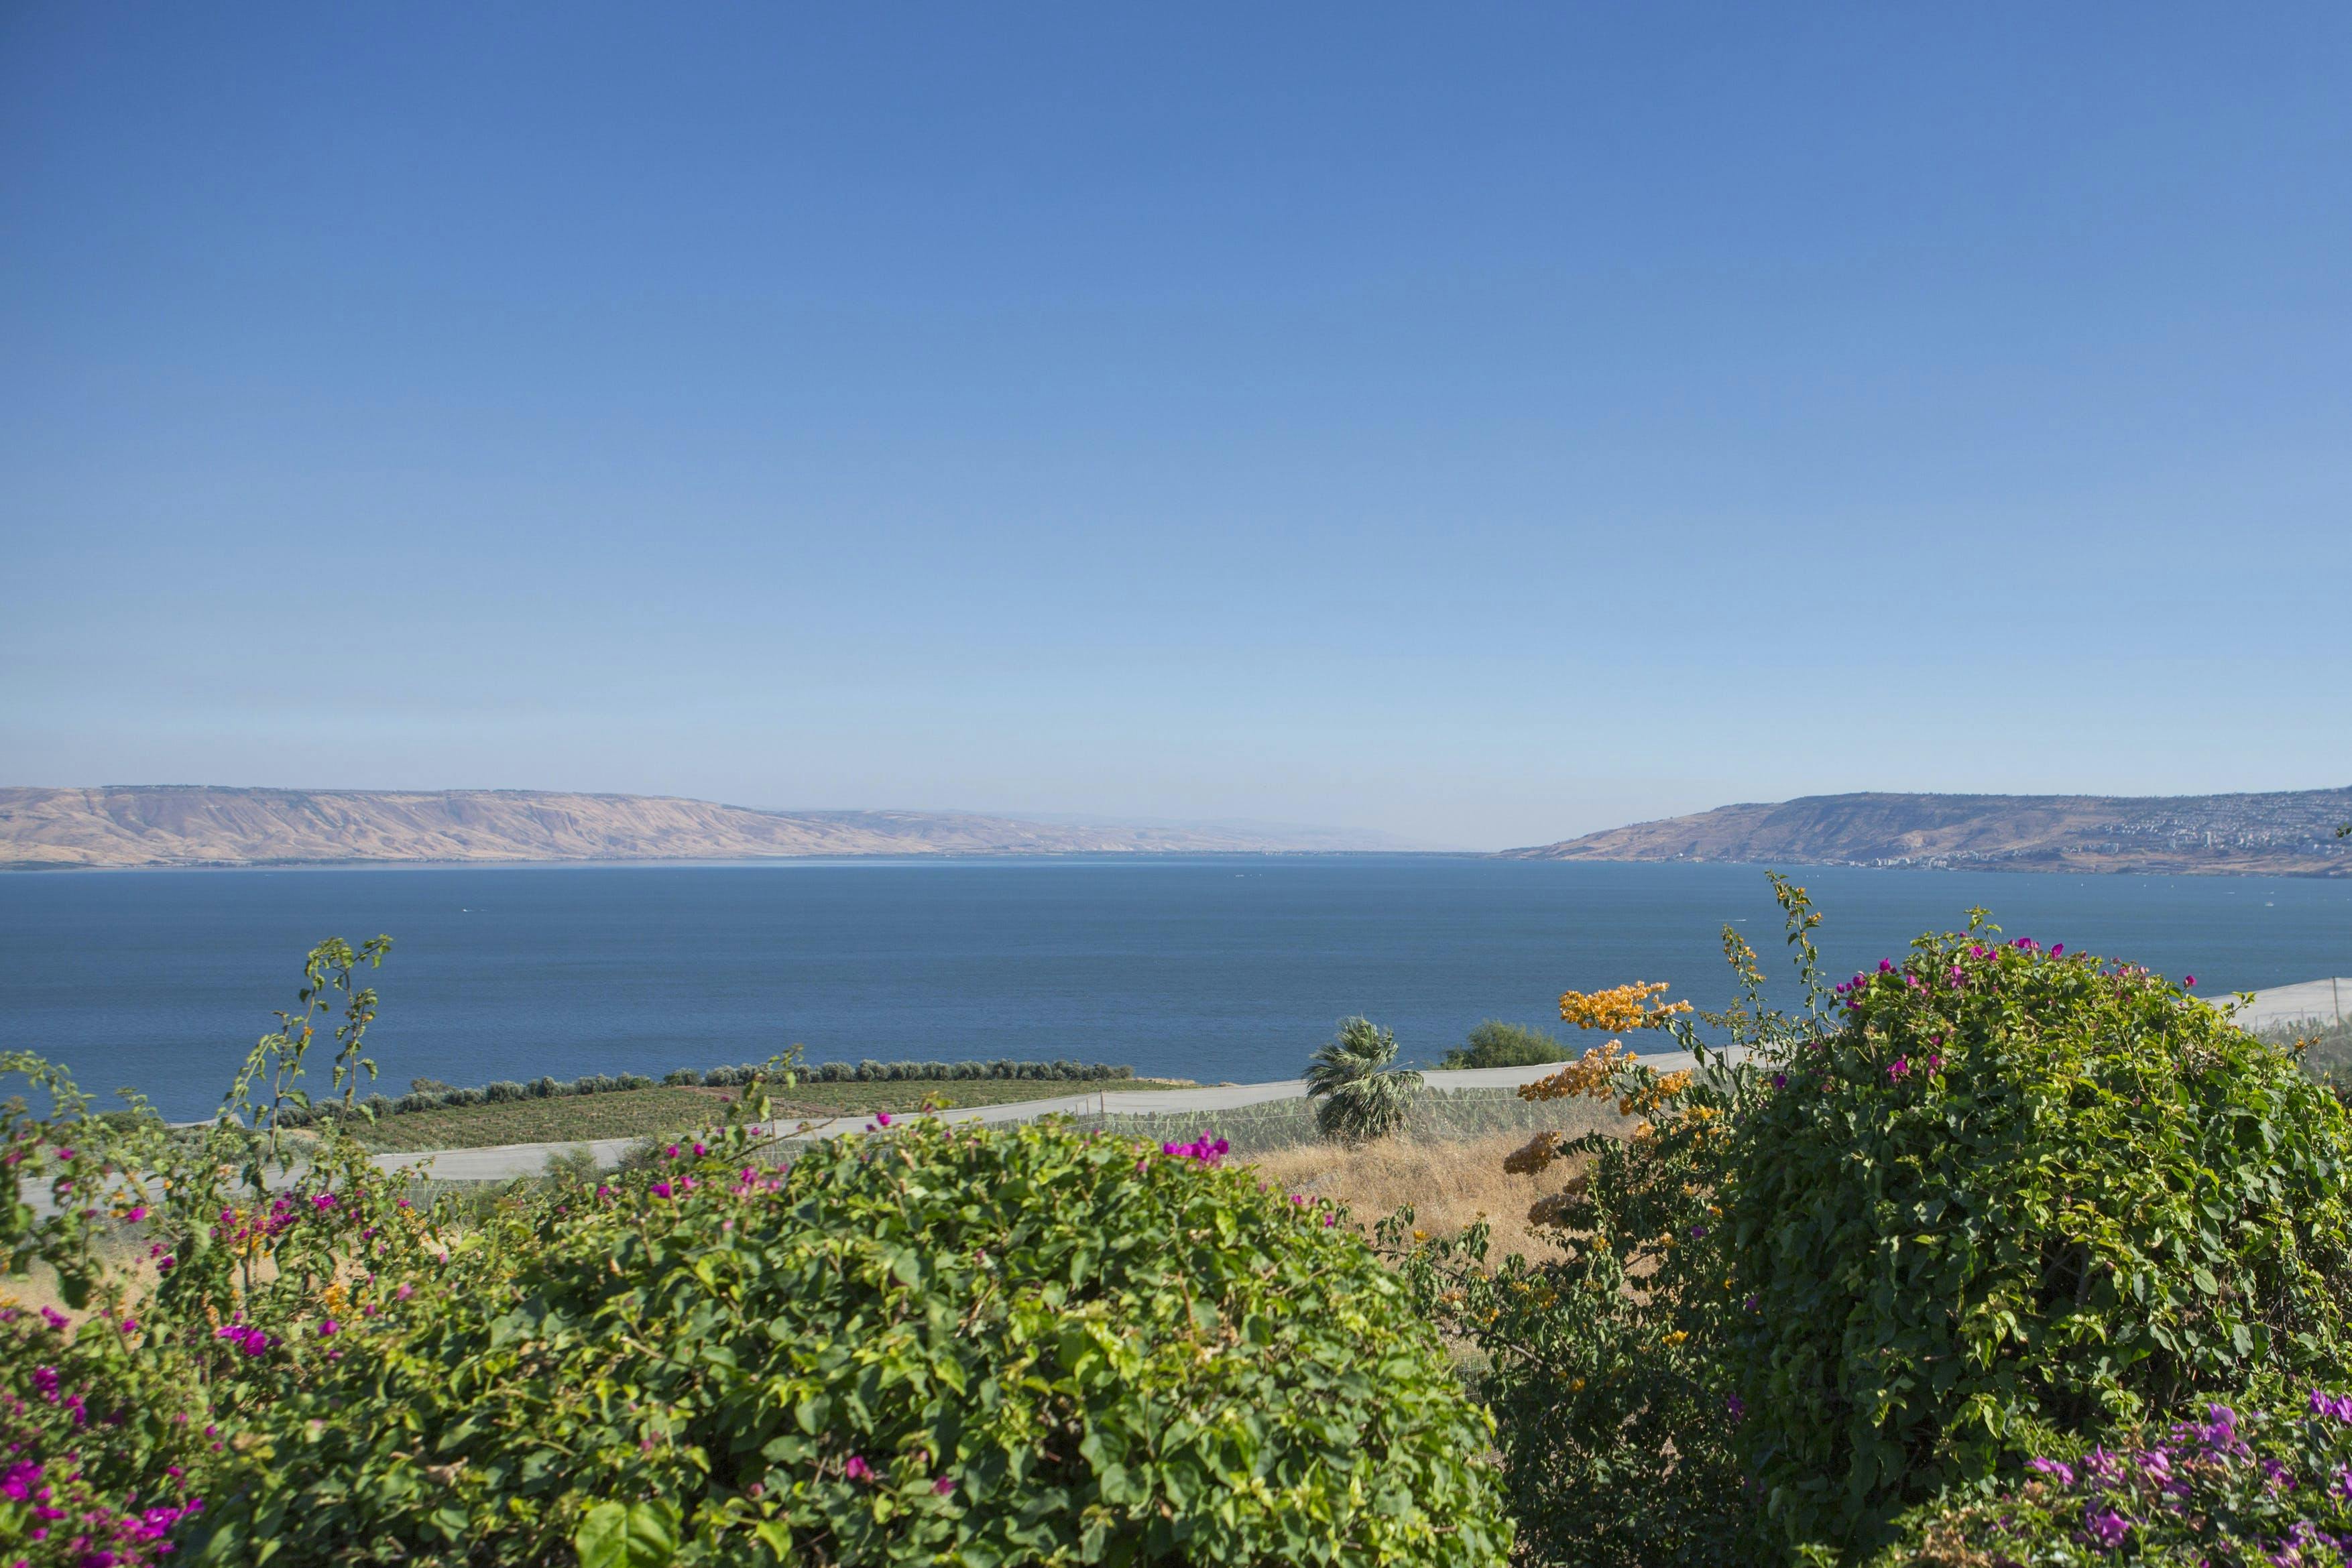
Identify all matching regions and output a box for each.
[2213,977,2351,1033]
[367,1055,1696,1183]
[352,978,2352,1183]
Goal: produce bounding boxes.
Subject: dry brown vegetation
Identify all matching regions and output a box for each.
[1246,1130,1585,1263]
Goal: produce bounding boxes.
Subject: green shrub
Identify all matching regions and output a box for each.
[3,935,430,1568]
[1871,1388,2352,1565]
[1730,925,2352,1557]
[202,1115,1510,1566]
[542,1143,603,1185]
[1385,1046,1747,1568]
[1389,878,2352,1565]
[1439,1020,1571,1070]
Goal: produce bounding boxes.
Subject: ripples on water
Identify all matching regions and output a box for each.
[1,856,2346,1120]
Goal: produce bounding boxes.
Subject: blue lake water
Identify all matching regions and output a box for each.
[1,856,2347,1121]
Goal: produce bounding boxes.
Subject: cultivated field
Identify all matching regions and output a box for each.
[347,1076,1203,1152]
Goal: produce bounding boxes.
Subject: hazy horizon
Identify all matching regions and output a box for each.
[7,5,2349,849]
[10,780,2352,862]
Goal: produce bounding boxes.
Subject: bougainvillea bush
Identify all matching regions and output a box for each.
[206,1115,1509,1566]
[0,1301,211,1568]
[1732,922,2352,1559]
[1874,1389,2352,1566]
[3,937,457,1568]
[1389,879,2352,1566]
[3,939,1509,1567]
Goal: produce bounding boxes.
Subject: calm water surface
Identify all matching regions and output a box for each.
[1,857,2347,1120]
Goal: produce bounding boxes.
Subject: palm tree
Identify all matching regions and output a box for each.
[1305,1017,1423,1142]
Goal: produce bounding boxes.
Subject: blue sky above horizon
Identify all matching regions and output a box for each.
[3,4,2348,851]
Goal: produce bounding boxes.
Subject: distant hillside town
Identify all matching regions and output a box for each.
[1509,787,2352,876]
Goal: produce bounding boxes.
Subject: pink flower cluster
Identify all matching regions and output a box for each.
[1160,1136,1228,1166]
[2004,1400,2352,1560]
[0,1455,204,1565]
[213,1196,300,1248]
[728,1166,781,1199]
[647,1159,788,1205]
[213,1321,272,1358]
[3,1315,209,1566]
[840,1454,957,1496]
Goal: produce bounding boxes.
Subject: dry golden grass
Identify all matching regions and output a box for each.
[1245,1130,1582,1264]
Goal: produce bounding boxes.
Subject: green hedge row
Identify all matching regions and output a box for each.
[278,1057,1139,1126]
[282,1070,658,1126]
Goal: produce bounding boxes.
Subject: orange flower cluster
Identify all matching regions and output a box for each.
[1504,1130,1565,1175]
[1558,981,1692,1032]
[1620,1071,1692,1117]
[1518,1042,1692,1117]
[1519,1041,1630,1102]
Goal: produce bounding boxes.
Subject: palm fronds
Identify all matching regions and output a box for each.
[1304,1017,1423,1143]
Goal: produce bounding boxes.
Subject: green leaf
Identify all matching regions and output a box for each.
[575,1500,681,1568]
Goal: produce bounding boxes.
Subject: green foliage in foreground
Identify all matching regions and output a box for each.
[1391,878,2352,1566]
[1305,1017,1424,1142]
[1,945,1507,1567]
[209,1115,1510,1567]
[1439,1020,1572,1070]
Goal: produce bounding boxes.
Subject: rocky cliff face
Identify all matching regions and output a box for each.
[1504,788,2352,875]
[0,786,1354,868]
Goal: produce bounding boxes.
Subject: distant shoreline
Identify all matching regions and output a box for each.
[1508,786,2352,879]
[7,850,2351,878]
[0,849,1480,874]
[0,786,1436,869]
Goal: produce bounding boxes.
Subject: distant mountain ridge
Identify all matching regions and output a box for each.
[1504,787,2352,876]
[0,786,1397,869]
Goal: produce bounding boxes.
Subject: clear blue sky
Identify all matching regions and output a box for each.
[4,5,2347,850]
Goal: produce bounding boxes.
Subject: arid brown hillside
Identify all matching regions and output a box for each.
[0,787,1363,869]
[1504,788,2352,876]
